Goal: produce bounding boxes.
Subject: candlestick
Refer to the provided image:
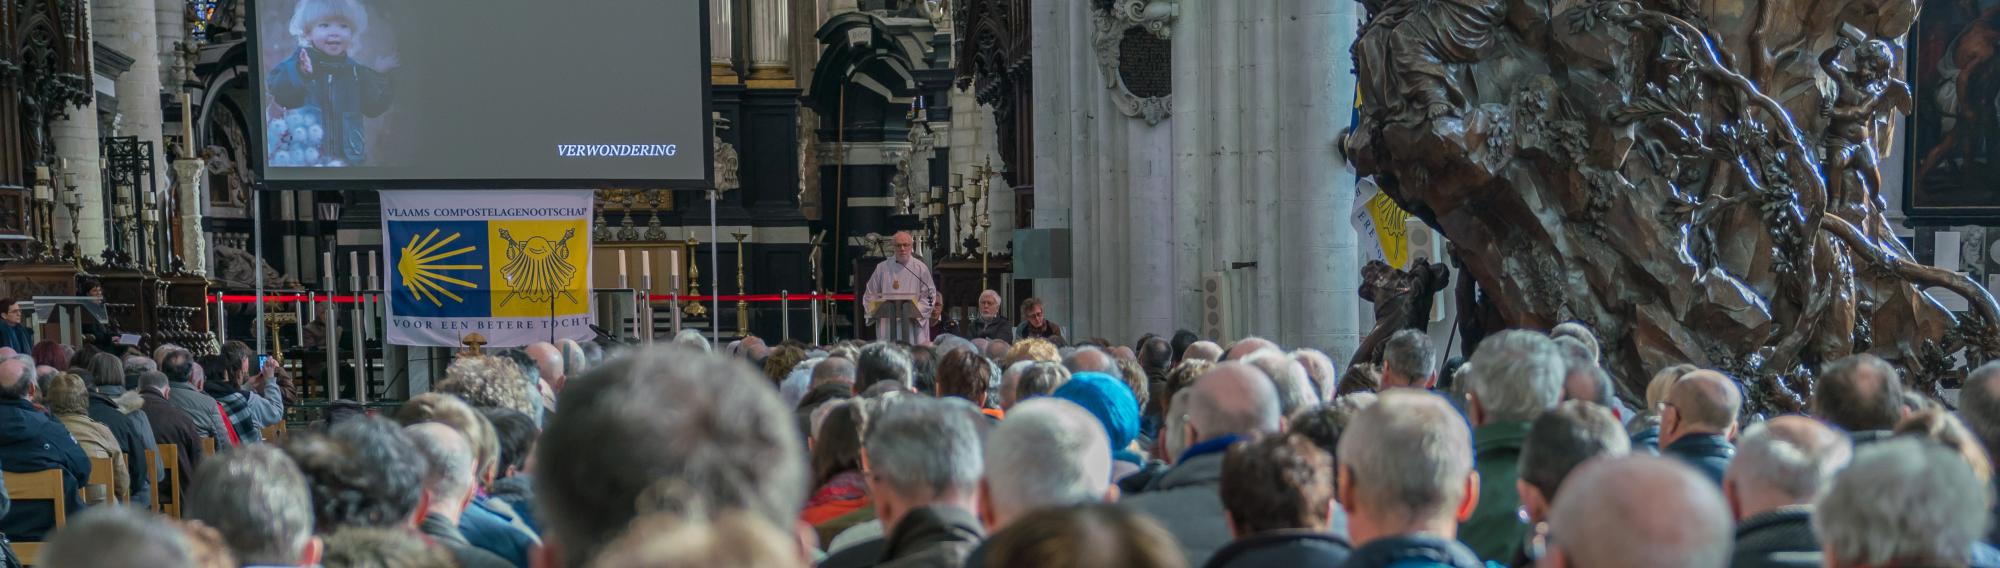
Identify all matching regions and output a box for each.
[618,249,629,285]
[367,250,379,290]
[669,248,682,290]
[323,252,334,291]
[181,94,195,159]
[642,248,652,281]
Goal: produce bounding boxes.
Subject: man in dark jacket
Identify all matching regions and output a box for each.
[1457,331,1565,562]
[966,291,1013,341]
[1724,417,1850,568]
[1123,363,1284,566]
[0,358,90,541]
[81,369,151,508]
[0,300,30,354]
[821,398,986,568]
[407,423,511,568]
[160,350,232,449]
[1541,455,1733,568]
[137,370,205,491]
[1206,435,1350,568]
[1512,401,1631,567]
[1013,298,1063,345]
[1659,370,1740,486]
[1339,391,1486,568]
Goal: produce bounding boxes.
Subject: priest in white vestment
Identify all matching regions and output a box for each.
[863,231,939,343]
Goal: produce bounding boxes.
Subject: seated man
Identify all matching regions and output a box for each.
[1658,370,1741,485]
[0,358,87,541]
[183,445,323,567]
[1208,435,1351,567]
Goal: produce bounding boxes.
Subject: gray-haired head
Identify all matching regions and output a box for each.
[1381,329,1437,389]
[672,329,711,353]
[42,505,196,567]
[1000,360,1032,409]
[857,342,914,391]
[1187,363,1283,443]
[1547,455,1732,568]
[558,338,588,380]
[935,336,977,358]
[1549,322,1600,363]
[1816,437,1992,568]
[1183,341,1224,363]
[1724,416,1850,519]
[982,398,1112,528]
[1463,330,1564,424]
[863,397,984,527]
[1241,351,1319,417]
[1224,337,1279,362]
[1,355,35,400]
[1011,361,1072,407]
[1290,349,1339,403]
[1958,360,2000,463]
[1337,390,1474,533]
[183,445,316,566]
[405,422,477,515]
[1519,400,1630,503]
[1063,347,1121,381]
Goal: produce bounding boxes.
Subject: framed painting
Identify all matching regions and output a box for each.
[1907,2,2000,218]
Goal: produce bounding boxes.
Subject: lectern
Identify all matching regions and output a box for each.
[868,292,922,344]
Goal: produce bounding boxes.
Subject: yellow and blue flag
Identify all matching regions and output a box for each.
[381,190,594,348]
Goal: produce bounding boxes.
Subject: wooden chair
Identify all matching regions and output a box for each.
[5,469,68,564]
[82,457,114,506]
[144,449,158,513]
[261,422,287,444]
[156,444,182,519]
[200,436,216,457]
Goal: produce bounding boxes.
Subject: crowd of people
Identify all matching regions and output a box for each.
[1,292,1998,568]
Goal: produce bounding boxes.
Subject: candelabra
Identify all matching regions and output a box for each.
[732,232,749,336]
[683,234,707,318]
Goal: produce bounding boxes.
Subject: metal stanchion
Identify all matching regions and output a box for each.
[640,277,654,345]
[214,292,227,346]
[324,252,339,402]
[781,291,790,343]
[810,292,820,346]
[350,252,366,404]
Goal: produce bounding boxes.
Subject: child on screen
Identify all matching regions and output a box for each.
[266,0,394,167]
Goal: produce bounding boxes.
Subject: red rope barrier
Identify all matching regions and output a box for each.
[210,293,856,304]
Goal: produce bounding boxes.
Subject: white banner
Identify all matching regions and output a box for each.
[380,190,595,348]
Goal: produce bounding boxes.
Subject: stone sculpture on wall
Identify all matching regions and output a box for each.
[1344,0,1993,412]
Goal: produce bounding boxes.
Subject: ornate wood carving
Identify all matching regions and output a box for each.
[954,0,1032,191]
[1346,0,1985,412]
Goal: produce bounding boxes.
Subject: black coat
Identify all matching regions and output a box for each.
[265,48,393,165]
[0,397,89,541]
[1731,507,1820,568]
[1341,533,1486,568]
[823,506,986,568]
[967,316,1013,341]
[1205,530,1352,568]
[420,513,512,568]
[1662,432,1734,486]
[138,389,203,496]
[85,391,149,506]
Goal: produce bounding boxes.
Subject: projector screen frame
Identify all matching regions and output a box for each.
[243,0,716,191]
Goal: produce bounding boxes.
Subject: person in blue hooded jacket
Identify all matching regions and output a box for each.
[0,358,88,542]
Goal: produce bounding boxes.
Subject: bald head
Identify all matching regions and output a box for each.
[524,342,564,385]
[1548,455,1733,568]
[1242,351,1319,416]
[1183,341,1222,362]
[1225,337,1279,362]
[1666,371,1741,436]
[1186,363,1282,443]
[1724,416,1850,521]
[1064,347,1119,379]
[0,359,26,399]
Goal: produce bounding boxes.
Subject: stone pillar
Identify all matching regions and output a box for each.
[1276,0,1361,357]
[156,0,185,87]
[1029,0,1072,330]
[173,158,206,275]
[1171,0,1209,333]
[750,0,792,81]
[711,0,735,81]
[95,0,166,194]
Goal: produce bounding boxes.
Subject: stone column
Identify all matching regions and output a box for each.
[1171,0,1209,332]
[95,0,166,194]
[749,0,792,81]
[156,0,185,87]
[1030,0,1072,330]
[711,0,735,81]
[1276,0,1361,357]
[173,158,206,275]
